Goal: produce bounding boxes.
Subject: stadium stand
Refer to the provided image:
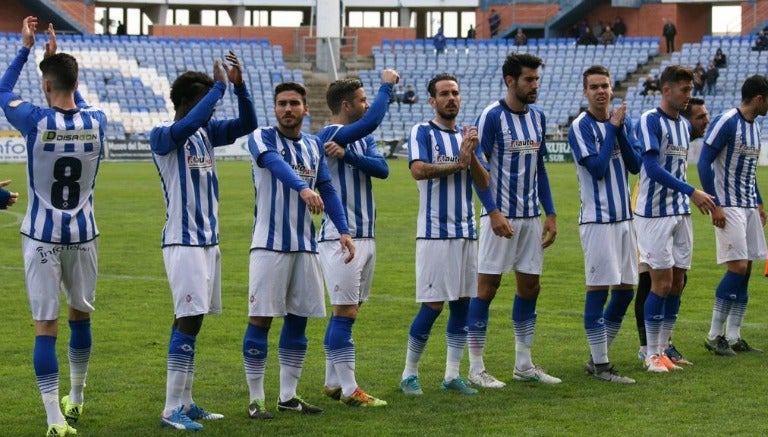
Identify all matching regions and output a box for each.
[363,37,658,142]
[624,34,768,135]
[0,33,304,141]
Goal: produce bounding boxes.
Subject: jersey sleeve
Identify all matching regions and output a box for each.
[637,112,662,155]
[407,124,431,166]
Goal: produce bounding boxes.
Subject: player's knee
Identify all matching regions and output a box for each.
[424,301,444,312]
[175,314,204,336]
[332,304,359,318]
[727,262,749,276]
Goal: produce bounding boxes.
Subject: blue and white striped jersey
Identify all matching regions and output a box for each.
[0,46,106,244]
[14,106,105,243]
[474,100,547,218]
[151,81,256,248]
[316,124,385,241]
[408,121,476,240]
[635,108,691,217]
[152,124,221,247]
[569,112,637,224]
[702,108,761,208]
[249,126,328,252]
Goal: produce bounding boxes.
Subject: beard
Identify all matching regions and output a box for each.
[278,115,302,130]
[437,106,458,120]
[516,88,537,104]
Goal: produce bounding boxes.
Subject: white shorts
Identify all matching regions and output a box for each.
[23,236,98,321]
[635,215,693,270]
[319,239,376,306]
[416,239,478,302]
[478,216,543,275]
[715,207,767,264]
[580,221,638,286]
[163,245,222,318]
[248,250,325,318]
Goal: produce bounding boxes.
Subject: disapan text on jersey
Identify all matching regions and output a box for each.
[187,155,213,169]
[435,154,460,164]
[292,164,317,180]
[664,144,688,157]
[507,139,540,152]
[42,129,99,143]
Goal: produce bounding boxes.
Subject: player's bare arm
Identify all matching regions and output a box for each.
[300,188,324,215]
[213,59,228,85]
[410,159,467,180]
[541,214,557,248]
[339,234,356,263]
[758,203,766,227]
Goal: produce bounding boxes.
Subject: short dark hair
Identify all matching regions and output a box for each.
[326,79,363,115]
[680,97,705,118]
[170,71,213,110]
[502,52,543,80]
[274,82,307,104]
[39,53,78,93]
[658,65,694,88]
[741,74,768,102]
[427,73,458,98]
[582,65,611,90]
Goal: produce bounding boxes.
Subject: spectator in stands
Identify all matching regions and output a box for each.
[433,26,446,57]
[693,62,705,96]
[467,25,476,40]
[640,74,660,98]
[713,48,727,68]
[752,30,768,51]
[592,21,604,38]
[613,16,627,40]
[662,18,677,53]
[515,28,528,46]
[116,21,126,36]
[704,61,719,96]
[601,26,616,45]
[489,10,501,37]
[403,85,417,110]
[393,85,405,107]
[577,27,599,46]
[578,20,590,37]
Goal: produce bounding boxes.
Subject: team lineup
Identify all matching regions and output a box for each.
[1,16,766,436]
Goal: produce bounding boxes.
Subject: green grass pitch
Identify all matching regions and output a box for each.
[0,160,767,436]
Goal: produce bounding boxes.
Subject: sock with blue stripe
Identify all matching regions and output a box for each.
[68,319,92,404]
[660,294,681,348]
[402,303,441,380]
[644,292,665,356]
[513,295,537,371]
[604,289,634,349]
[329,316,357,397]
[164,329,195,416]
[323,317,338,389]
[584,290,608,365]
[243,323,269,402]
[466,297,491,374]
[278,314,308,403]
[445,299,469,381]
[726,271,750,343]
[35,335,64,426]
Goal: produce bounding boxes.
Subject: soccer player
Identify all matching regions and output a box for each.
[316,69,399,407]
[466,53,560,388]
[243,82,354,418]
[399,73,487,396]
[698,75,768,356]
[634,97,709,363]
[0,17,106,436]
[151,51,257,431]
[568,66,640,384]
[0,179,19,208]
[634,65,716,373]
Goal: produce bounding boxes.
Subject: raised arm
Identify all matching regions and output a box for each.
[209,51,258,145]
[332,69,399,145]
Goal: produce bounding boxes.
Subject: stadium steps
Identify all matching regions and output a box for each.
[615,53,670,101]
